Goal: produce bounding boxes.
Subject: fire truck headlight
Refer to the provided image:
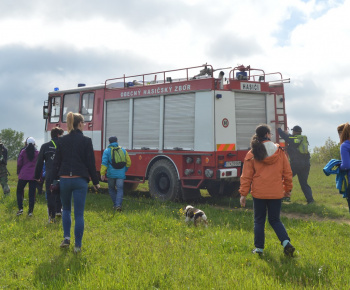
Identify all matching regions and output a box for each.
[205,169,214,178]
[184,169,194,176]
[196,157,201,164]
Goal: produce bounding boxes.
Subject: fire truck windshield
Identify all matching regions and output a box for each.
[62,93,79,122]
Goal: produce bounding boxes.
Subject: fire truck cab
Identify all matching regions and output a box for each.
[43,64,289,201]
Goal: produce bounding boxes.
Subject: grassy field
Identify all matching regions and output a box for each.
[1,160,350,289]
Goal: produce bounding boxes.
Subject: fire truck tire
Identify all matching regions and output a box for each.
[148,159,181,202]
[206,181,240,198]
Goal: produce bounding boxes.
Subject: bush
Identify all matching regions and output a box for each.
[0,128,24,160]
[311,137,340,164]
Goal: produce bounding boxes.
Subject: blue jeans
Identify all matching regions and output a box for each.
[108,178,124,207]
[253,197,290,249]
[60,177,88,248]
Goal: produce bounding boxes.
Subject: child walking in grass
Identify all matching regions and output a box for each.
[239,124,295,257]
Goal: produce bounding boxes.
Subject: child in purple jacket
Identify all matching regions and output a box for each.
[16,137,39,216]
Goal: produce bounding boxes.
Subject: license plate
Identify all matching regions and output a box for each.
[224,161,241,167]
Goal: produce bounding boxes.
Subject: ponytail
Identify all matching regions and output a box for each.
[25,143,35,161]
[339,122,350,144]
[250,124,271,161]
[67,112,84,133]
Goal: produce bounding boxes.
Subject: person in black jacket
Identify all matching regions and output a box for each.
[35,127,64,223]
[0,140,10,195]
[51,112,100,253]
[277,125,314,204]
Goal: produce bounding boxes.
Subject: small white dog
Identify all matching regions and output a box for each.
[184,205,208,227]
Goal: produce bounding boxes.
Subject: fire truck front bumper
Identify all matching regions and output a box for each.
[217,168,238,179]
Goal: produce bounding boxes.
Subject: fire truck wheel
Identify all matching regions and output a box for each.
[148,159,181,202]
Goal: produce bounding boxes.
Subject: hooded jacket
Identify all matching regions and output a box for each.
[17,146,39,180]
[100,142,131,179]
[323,159,348,196]
[34,137,59,181]
[239,141,293,199]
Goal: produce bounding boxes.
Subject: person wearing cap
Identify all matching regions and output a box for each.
[277,125,314,204]
[0,140,10,195]
[16,137,39,216]
[100,136,131,211]
[17,137,44,197]
[35,127,64,223]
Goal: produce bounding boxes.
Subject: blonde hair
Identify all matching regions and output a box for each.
[338,122,350,144]
[67,112,84,133]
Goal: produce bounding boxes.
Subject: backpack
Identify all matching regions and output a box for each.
[291,135,309,154]
[110,146,127,169]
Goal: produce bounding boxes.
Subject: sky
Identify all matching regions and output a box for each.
[0,0,348,150]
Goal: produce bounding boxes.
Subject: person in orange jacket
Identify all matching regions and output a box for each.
[239,124,295,257]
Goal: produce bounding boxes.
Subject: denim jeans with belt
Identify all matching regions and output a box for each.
[253,197,290,249]
[60,177,88,248]
[107,178,124,207]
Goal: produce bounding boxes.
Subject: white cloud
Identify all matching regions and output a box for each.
[0,0,349,149]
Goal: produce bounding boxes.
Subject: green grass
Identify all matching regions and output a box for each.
[1,160,350,289]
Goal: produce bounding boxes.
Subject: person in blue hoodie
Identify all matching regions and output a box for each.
[337,122,350,210]
[100,136,131,211]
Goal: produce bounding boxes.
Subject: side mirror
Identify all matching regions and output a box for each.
[43,104,49,119]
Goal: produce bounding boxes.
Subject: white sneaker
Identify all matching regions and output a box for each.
[74,247,81,254]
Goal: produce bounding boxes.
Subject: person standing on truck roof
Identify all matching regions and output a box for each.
[277,125,315,204]
[35,127,64,223]
[239,124,295,257]
[51,112,100,254]
[100,136,131,212]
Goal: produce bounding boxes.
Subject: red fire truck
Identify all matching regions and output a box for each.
[43,64,289,201]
